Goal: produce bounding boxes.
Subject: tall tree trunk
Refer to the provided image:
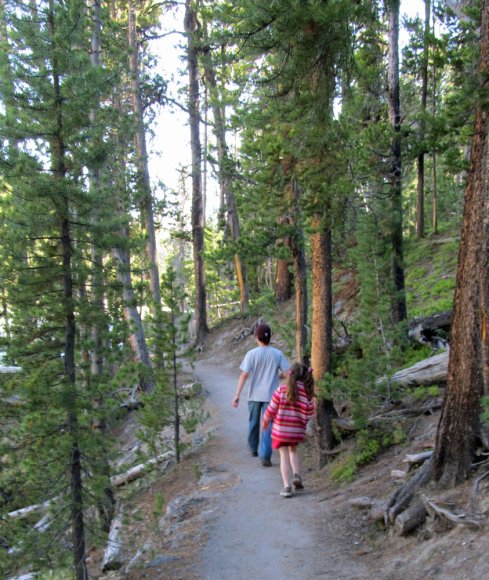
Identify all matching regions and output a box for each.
[416,0,431,238]
[289,179,308,363]
[127,1,163,325]
[432,0,489,487]
[89,0,104,379]
[202,51,249,312]
[275,256,293,303]
[311,215,338,465]
[110,90,154,393]
[387,0,407,324]
[432,15,438,237]
[88,0,115,531]
[185,0,209,346]
[48,2,87,575]
[112,233,155,393]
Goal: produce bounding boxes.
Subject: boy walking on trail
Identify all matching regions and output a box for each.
[262,362,315,497]
[232,323,289,466]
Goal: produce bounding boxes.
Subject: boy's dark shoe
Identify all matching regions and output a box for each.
[261,458,272,467]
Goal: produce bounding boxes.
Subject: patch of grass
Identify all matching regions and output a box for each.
[406,385,440,401]
[405,235,459,317]
[192,463,202,481]
[408,265,428,282]
[401,344,434,368]
[330,453,358,483]
[152,492,166,519]
[331,426,407,483]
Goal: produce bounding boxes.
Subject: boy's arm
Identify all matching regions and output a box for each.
[232,371,249,408]
[278,353,290,379]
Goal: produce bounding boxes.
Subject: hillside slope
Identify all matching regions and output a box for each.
[94,313,489,579]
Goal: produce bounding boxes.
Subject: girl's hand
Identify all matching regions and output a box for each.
[262,417,270,430]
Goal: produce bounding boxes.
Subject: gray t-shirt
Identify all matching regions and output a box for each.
[240,345,289,402]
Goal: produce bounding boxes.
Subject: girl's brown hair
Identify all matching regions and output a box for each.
[285,362,314,402]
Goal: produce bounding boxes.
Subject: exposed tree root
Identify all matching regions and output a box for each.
[394,499,427,535]
[385,457,434,525]
[421,494,484,530]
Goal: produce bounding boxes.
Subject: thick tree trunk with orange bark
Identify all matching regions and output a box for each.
[289,179,308,363]
[432,0,489,487]
[311,215,338,465]
[387,2,489,529]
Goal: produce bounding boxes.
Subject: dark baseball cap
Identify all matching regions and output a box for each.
[255,323,271,343]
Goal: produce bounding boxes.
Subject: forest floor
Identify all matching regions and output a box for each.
[93,315,489,580]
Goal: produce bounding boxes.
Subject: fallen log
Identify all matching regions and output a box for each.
[110,450,175,487]
[408,310,452,346]
[102,506,124,572]
[403,451,433,465]
[7,496,61,521]
[8,450,175,520]
[0,366,22,374]
[233,317,264,343]
[391,470,408,479]
[379,350,449,388]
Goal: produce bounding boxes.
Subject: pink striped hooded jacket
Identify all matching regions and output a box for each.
[264,382,314,446]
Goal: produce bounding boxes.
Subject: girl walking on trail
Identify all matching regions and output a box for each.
[262,363,315,498]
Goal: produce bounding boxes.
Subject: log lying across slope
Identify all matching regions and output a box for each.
[379,350,449,388]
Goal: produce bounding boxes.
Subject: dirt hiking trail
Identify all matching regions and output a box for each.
[114,321,489,580]
[191,361,376,580]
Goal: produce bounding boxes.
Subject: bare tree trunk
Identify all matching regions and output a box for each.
[289,179,308,363]
[112,238,155,392]
[202,49,249,312]
[311,215,338,465]
[387,0,407,324]
[416,0,430,238]
[432,13,438,237]
[110,90,154,392]
[185,0,209,346]
[127,1,163,329]
[89,0,104,379]
[432,0,489,487]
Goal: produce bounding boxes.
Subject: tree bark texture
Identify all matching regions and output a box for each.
[275,257,293,303]
[432,0,489,487]
[416,0,431,239]
[387,0,407,324]
[185,0,209,346]
[311,216,338,464]
[287,179,308,362]
[128,1,162,313]
[432,27,438,236]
